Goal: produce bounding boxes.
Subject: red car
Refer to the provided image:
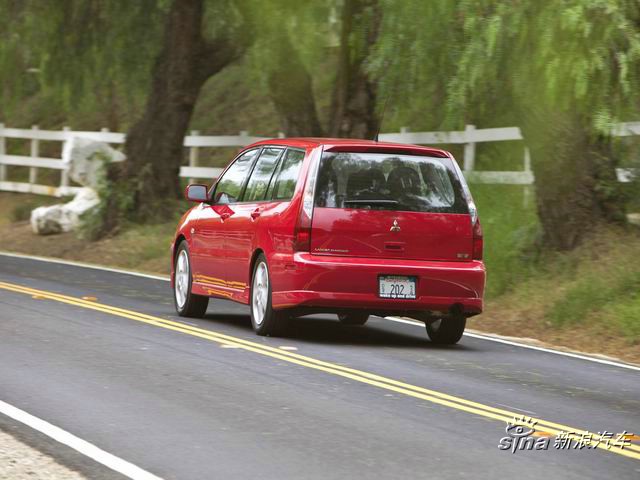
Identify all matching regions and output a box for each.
[171,138,485,344]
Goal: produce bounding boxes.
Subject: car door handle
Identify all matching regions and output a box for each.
[220,212,231,221]
[250,209,261,220]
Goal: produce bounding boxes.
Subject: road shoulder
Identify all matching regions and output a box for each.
[0,415,123,480]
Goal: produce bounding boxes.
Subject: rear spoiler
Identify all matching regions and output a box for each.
[323,144,449,158]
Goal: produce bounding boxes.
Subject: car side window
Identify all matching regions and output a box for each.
[242,148,284,202]
[268,149,306,201]
[214,149,259,204]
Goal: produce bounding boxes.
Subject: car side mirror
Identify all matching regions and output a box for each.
[185,184,209,203]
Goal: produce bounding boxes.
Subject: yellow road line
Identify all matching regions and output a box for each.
[0,280,638,461]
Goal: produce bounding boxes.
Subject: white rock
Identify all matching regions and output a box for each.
[30,137,123,235]
[31,188,100,235]
[63,137,125,188]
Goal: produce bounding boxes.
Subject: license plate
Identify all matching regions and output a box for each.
[378,275,416,299]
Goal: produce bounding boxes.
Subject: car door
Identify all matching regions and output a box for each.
[191,148,260,296]
[223,147,284,300]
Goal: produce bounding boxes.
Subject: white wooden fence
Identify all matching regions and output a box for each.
[0,123,636,198]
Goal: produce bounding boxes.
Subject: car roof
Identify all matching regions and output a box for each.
[245,137,451,158]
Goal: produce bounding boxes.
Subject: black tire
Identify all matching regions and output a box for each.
[173,241,209,318]
[425,316,466,345]
[250,254,287,336]
[338,313,369,326]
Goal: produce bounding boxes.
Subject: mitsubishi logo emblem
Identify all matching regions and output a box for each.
[390,219,401,232]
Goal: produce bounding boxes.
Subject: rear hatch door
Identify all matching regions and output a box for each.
[310,149,472,261]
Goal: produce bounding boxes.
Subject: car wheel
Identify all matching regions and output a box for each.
[425,316,466,345]
[251,254,286,336]
[174,241,209,318]
[338,313,369,326]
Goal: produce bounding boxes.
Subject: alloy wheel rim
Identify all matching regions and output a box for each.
[175,250,189,309]
[252,262,268,325]
[430,319,442,331]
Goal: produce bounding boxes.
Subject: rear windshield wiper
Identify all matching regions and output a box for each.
[343,199,399,206]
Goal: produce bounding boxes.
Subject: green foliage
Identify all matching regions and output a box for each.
[3,0,640,134]
[78,152,134,239]
[371,0,640,136]
[242,0,334,117]
[448,0,640,131]
[371,0,463,130]
[0,0,167,128]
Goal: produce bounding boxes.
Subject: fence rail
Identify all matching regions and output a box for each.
[0,123,636,198]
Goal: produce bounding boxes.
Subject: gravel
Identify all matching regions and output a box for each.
[0,430,86,480]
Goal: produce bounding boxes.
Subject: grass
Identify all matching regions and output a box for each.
[470,184,539,298]
[544,236,640,344]
[609,296,640,342]
[0,192,61,225]
[478,227,640,350]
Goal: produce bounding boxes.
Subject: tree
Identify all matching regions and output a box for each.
[371,0,464,131]
[374,0,638,250]
[0,0,166,129]
[255,0,381,138]
[448,0,637,249]
[265,27,324,137]
[1,0,251,233]
[329,0,381,139]
[112,0,250,227]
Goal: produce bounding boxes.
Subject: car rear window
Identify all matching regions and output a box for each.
[314,152,469,214]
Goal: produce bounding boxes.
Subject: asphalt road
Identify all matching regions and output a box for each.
[0,254,639,480]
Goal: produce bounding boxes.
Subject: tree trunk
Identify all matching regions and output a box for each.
[267,30,324,137]
[104,0,246,231]
[524,112,627,250]
[329,0,381,139]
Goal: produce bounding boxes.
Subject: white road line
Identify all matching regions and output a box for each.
[0,251,170,281]
[2,251,639,372]
[0,399,163,480]
[384,317,640,372]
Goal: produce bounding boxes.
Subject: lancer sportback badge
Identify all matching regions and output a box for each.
[390,219,401,232]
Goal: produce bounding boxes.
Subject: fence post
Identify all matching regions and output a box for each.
[523,146,532,208]
[463,124,476,171]
[240,130,249,146]
[188,130,200,184]
[29,125,39,187]
[277,131,285,138]
[0,123,5,183]
[60,126,70,196]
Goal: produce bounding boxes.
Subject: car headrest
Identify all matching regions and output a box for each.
[387,166,421,196]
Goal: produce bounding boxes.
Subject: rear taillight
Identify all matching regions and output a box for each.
[447,152,482,260]
[293,149,320,252]
[472,218,483,260]
[293,202,312,251]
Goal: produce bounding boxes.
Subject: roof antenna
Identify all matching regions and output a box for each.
[373,94,390,142]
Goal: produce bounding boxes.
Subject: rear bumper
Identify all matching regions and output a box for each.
[270,252,485,316]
